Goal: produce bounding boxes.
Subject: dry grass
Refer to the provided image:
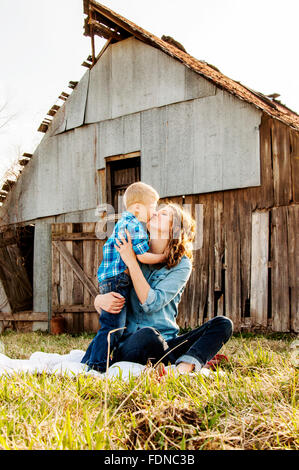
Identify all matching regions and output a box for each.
[0,330,298,450]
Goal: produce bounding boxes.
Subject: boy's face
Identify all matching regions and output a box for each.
[146,201,158,221]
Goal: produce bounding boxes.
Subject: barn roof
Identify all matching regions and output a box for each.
[1,1,299,208]
[83,0,299,132]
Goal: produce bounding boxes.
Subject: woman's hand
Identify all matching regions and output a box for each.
[94,292,125,314]
[114,229,137,268]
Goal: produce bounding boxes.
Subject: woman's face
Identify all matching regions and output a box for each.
[147,206,173,239]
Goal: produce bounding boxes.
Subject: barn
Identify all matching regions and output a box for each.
[0,0,298,334]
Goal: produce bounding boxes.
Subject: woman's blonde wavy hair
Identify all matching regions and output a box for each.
[162,202,196,269]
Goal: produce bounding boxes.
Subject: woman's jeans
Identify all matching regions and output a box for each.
[112,316,233,370]
[81,271,132,372]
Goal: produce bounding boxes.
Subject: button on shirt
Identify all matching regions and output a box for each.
[97,211,149,283]
[122,255,193,343]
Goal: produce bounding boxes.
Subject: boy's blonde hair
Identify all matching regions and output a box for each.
[124,182,159,209]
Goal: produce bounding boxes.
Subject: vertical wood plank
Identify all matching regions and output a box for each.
[106,162,112,206]
[239,189,253,320]
[196,194,211,326]
[223,190,241,331]
[161,196,191,328]
[98,169,106,204]
[214,193,224,292]
[207,194,215,321]
[217,294,224,316]
[177,195,205,328]
[177,195,194,328]
[287,205,299,332]
[72,223,84,333]
[250,210,269,327]
[51,224,61,309]
[89,236,106,333]
[182,194,203,328]
[290,130,299,203]
[271,120,292,207]
[248,115,274,210]
[83,222,97,333]
[60,223,74,332]
[271,206,290,331]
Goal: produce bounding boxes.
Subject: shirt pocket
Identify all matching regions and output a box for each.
[149,271,168,287]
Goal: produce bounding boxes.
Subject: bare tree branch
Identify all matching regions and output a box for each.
[0,101,17,130]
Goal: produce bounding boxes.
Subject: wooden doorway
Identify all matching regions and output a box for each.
[0,226,34,313]
[51,222,106,334]
[106,152,141,214]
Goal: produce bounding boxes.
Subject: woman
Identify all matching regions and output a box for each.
[88,203,233,373]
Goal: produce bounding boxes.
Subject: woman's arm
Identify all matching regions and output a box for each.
[125,256,151,304]
[115,230,192,311]
[115,230,152,304]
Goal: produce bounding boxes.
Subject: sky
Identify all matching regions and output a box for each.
[0,0,298,179]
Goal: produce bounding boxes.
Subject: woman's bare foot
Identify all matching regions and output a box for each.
[176,362,195,374]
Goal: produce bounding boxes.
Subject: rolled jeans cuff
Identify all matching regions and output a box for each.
[175,354,204,372]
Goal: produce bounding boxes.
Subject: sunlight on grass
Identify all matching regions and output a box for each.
[0,330,298,450]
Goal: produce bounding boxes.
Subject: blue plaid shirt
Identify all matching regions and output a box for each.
[97,211,150,283]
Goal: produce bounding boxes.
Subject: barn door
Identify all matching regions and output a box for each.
[106,153,141,213]
[52,223,106,334]
[0,228,33,313]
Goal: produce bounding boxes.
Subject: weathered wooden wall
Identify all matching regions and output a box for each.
[173,115,299,332]
[0,115,298,334]
[0,124,100,225]
[0,38,261,225]
[141,94,261,198]
[0,36,298,334]
[48,112,299,334]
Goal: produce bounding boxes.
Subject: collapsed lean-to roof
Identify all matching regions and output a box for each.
[83,0,299,132]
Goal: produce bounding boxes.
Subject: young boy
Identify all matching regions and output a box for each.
[81,182,166,372]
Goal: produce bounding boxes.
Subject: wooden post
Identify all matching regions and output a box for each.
[250,210,269,328]
[89,6,96,65]
[271,206,290,332]
[287,205,299,332]
[48,223,52,333]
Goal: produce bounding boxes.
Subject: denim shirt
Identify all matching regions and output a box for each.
[122,255,192,343]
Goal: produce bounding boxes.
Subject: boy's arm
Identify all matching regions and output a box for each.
[136,252,167,264]
[121,223,150,258]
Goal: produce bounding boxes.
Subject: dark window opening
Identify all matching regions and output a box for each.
[106,155,141,214]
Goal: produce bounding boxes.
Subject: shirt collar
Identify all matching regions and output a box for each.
[122,211,136,220]
[122,211,148,233]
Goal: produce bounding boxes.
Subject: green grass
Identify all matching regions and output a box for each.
[0,330,298,450]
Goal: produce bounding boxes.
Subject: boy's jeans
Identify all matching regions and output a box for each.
[81,271,132,372]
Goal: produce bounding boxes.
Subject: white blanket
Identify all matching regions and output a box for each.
[0,349,215,381]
